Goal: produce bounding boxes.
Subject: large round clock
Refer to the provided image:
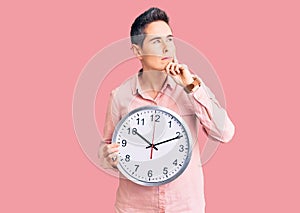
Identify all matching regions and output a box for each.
[112,105,193,186]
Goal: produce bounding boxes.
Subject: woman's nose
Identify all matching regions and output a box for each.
[162,42,168,53]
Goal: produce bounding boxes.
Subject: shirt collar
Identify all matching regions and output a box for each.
[131,69,176,95]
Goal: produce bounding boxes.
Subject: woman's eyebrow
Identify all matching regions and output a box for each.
[148,36,162,42]
[148,34,173,42]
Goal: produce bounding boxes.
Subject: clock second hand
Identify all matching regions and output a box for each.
[150,117,157,160]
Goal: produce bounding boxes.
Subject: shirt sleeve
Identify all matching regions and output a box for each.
[98,90,121,170]
[191,79,235,143]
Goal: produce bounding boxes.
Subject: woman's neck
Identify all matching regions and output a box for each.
[139,70,168,99]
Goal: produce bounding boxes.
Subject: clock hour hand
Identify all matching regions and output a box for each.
[135,130,158,151]
[145,135,183,149]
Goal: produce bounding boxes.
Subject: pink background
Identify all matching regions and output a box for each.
[1,0,299,212]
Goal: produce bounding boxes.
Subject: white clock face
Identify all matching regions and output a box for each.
[112,105,192,186]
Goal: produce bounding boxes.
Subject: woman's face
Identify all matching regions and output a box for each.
[139,21,176,71]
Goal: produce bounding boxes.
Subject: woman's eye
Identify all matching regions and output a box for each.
[153,40,160,44]
[167,37,173,42]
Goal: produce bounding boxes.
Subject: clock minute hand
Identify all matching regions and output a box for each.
[146,135,183,149]
[135,131,158,151]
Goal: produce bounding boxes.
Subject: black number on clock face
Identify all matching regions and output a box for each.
[127,127,137,135]
[168,120,172,128]
[179,144,184,152]
[163,167,168,175]
[121,139,127,147]
[134,165,139,172]
[125,154,130,162]
[147,170,153,177]
[176,131,182,137]
[136,118,145,125]
[150,114,160,122]
[173,159,178,166]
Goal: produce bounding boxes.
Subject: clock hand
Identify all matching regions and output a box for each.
[135,130,158,151]
[146,135,183,149]
[150,117,157,160]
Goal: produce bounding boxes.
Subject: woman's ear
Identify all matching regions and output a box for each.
[131,44,143,60]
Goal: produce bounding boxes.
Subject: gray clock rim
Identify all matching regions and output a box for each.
[112,105,193,186]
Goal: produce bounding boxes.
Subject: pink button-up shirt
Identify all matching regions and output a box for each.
[100,72,234,213]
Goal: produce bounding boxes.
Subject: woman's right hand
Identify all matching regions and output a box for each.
[103,143,120,168]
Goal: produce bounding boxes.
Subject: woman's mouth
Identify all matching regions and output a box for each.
[161,57,172,60]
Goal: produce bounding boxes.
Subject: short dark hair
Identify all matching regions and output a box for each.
[130,7,169,47]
